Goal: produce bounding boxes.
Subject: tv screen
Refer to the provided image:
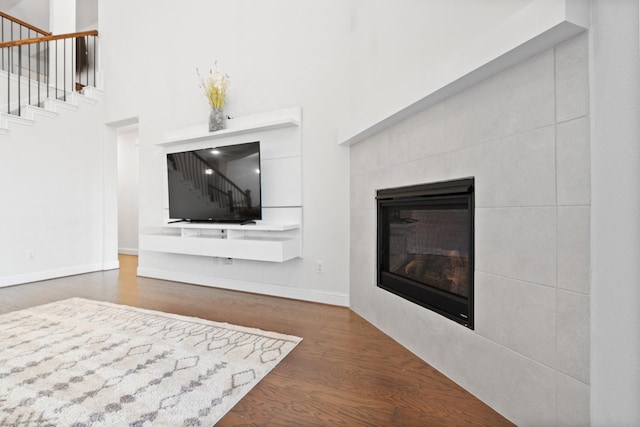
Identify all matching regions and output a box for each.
[167,141,262,223]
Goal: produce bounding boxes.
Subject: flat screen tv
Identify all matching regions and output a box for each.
[167,141,262,224]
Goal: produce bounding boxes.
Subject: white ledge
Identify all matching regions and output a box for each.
[1,113,35,129]
[160,106,301,146]
[338,0,589,146]
[24,105,58,120]
[164,222,300,232]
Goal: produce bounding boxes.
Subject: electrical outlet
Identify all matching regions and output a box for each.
[223,258,233,265]
[316,260,324,274]
[26,251,35,261]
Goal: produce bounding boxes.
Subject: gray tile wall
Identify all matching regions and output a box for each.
[349,32,590,426]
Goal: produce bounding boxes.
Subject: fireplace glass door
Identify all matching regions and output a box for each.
[377,179,474,328]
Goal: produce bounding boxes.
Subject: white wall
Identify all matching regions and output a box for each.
[0,98,118,287]
[100,0,353,303]
[341,0,589,145]
[117,128,139,255]
[49,0,74,34]
[6,0,50,32]
[590,1,640,424]
[76,0,97,31]
[347,0,535,122]
[4,0,97,33]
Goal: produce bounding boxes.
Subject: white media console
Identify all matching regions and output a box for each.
[139,222,301,262]
[139,106,303,263]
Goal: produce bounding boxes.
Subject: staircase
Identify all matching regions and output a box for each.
[0,86,101,134]
[0,11,99,134]
[0,11,115,288]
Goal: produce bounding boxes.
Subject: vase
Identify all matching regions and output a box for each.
[209,108,226,132]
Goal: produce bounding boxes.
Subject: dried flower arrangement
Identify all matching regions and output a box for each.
[197,62,229,110]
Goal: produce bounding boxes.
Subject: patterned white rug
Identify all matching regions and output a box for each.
[0,298,301,426]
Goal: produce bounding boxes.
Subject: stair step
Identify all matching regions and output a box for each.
[1,113,35,128]
[81,86,103,101]
[75,94,98,105]
[24,105,58,120]
[45,98,79,112]
[73,93,98,105]
[0,88,100,134]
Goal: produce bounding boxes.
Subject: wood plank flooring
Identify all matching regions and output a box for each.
[0,255,514,426]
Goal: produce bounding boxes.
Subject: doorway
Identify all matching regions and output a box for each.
[116,123,139,255]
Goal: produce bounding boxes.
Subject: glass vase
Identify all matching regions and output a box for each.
[209,108,225,132]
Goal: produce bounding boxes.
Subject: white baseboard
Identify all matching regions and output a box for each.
[103,259,120,270]
[137,267,350,307]
[118,248,139,256]
[0,263,106,288]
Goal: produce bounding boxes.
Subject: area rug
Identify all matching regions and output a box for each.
[0,298,301,426]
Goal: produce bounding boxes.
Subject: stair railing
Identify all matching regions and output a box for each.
[1,11,50,112]
[0,28,98,116]
[0,11,51,46]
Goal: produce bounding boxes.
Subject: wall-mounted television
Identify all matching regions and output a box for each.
[167,141,262,224]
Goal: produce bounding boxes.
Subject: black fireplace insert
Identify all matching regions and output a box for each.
[377,178,474,328]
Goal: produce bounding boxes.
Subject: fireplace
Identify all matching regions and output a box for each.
[377,178,474,328]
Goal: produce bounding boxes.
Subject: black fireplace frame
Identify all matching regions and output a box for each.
[376,178,475,329]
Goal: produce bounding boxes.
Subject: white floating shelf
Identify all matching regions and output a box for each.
[140,233,301,263]
[165,222,300,232]
[159,106,301,146]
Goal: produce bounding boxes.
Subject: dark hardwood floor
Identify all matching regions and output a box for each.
[0,255,513,426]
